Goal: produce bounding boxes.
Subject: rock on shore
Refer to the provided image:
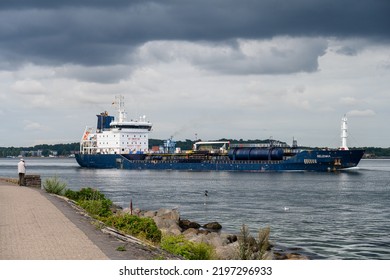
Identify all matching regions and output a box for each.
[123,207,308,260]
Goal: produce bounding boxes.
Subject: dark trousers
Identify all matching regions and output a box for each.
[18,173,25,186]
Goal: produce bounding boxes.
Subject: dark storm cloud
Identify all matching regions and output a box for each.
[0,0,389,68]
[0,0,139,9]
[137,38,328,75]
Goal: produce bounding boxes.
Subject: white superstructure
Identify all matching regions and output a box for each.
[80,95,152,155]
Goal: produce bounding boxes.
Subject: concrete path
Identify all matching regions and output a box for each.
[0,181,108,260]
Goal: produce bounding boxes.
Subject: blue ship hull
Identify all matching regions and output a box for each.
[75,149,365,172]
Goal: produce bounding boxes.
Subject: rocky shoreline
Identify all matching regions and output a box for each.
[1,177,308,260]
[121,207,309,260]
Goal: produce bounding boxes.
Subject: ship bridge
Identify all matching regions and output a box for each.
[110,119,152,131]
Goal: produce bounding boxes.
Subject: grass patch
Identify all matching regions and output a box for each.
[64,187,162,244]
[161,234,213,260]
[43,176,67,195]
[104,213,162,244]
[64,187,106,201]
[65,187,112,217]
[116,245,126,251]
[78,199,112,217]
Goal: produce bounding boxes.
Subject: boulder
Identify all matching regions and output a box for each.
[156,208,180,222]
[197,229,210,235]
[149,208,182,236]
[122,207,141,215]
[179,219,201,230]
[226,234,238,244]
[203,222,222,230]
[206,232,224,248]
[214,242,239,260]
[153,216,182,235]
[117,207,309,260]
[167,224,182,236]
[218,233,238,246]
[143,210,157,218]
[182,228,200,239]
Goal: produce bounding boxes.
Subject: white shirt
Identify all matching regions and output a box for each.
[18,161,26,173]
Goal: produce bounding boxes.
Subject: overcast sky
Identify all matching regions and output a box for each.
[0,0,389,148]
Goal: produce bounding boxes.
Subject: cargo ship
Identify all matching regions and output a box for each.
[75,96,365,172]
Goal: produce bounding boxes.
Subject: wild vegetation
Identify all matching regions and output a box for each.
[160,234,214,260]
[41,179,159,244]
[105,214,162,243]
[43,176,67,195]
[42,177,275,260]
[238,224,271,260]
[64,187,161,243]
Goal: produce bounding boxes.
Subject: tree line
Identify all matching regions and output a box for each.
[0,143,80,157]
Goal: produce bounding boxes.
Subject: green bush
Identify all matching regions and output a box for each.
[43,176,67,195]
[104,213,162,244]
[78,199,112,217]
[161,234,213,260]
[77,187,107,200]
[64,189,79,200]
[64,188,112,218]
[65,187,107,201]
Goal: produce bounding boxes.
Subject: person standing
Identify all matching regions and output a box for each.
[18,159,26,186]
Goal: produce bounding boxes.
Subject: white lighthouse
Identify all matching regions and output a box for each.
[340,114,349,150]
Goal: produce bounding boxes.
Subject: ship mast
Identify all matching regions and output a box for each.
[114,95,126,123]
[340,114,349,150]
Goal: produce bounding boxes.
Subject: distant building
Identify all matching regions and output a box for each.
[19,149,56,157]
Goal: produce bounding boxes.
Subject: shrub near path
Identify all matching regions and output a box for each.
[104,214,162,244]
[43,176,67,195]
[64,187,162,244]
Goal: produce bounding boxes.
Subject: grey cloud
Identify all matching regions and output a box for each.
[0,8,137,67]
[55,64,133,83]
[333,39,377,56]
[0,0,388,69]
[336,46,359,56]
[347,109,376,117]
[0,0,140,9]
[137,38,328,75]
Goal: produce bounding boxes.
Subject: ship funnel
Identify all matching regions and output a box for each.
[340,114,349,150]
[96,112,114,131]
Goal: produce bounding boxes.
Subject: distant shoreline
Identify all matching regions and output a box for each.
[2,156,390,160]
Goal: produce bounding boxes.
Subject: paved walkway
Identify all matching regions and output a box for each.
[0,181,108,260]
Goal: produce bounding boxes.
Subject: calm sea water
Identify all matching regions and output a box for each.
[1,158,389,259]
